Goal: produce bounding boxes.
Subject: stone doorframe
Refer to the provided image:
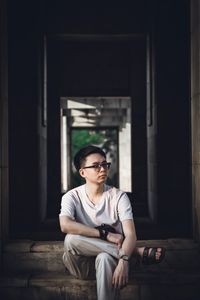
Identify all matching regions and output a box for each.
[40,33,157,225]
[191,0,200,242]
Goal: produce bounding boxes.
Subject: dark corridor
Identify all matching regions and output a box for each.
[8,0,191,240]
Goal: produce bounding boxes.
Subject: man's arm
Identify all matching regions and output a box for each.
[59,215,124,245]
[59,215,100,237]
[112,219,137,289]
[119,219,137,257]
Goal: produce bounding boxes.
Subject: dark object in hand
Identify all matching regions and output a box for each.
[95,223,116,240]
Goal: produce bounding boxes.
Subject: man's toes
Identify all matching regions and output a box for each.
[155,248,162,259]
[155,253,160,260]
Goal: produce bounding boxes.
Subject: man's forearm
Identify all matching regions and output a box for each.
[120,235,137,258]
[60,217,100,238]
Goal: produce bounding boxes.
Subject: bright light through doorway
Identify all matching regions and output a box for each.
[60,97,132,193]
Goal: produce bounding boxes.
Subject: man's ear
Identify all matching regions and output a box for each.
[79,168,86,178]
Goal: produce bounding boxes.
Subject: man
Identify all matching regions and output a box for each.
[59,145,165,300]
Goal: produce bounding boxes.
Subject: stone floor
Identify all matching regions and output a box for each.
[0,239,200,300]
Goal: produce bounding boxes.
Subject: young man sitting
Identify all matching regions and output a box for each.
[59,145,165,300]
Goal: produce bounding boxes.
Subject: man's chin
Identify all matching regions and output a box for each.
[98,175,107,182]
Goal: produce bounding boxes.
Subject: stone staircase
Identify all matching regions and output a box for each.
[1,239,200,300]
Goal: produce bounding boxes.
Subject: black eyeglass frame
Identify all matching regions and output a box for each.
[82,162,111,171]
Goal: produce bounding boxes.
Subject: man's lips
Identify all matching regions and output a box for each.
[99,174,107,178]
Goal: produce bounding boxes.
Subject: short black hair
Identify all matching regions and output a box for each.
[74,145,106,171]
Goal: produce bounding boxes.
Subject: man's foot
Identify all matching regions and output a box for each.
[138,247,165,265]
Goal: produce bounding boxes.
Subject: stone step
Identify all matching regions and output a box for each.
[2,239,199,274]
[1,239,200,300]
[1,271,200,300]
[0,272,96,300]
[2,241,65,273]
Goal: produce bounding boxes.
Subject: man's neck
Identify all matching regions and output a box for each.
[85,183,104,204]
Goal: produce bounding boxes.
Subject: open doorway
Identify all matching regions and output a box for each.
[60,96,132,194]
[43,35,149,232]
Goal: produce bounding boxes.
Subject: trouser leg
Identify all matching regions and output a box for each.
[63,234,119,274]
[63,250,95,279]
[95,252,119,300]
[64,234,119,257]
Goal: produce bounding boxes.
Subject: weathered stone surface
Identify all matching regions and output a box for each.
[3,240,34,253]
[142,284,200,300]
[29,272,86,287]
[0,274,29,287]
[136,239,170,249]
[167,238,200,250]
[191,0,200,243]
[120,284,140,300]
[31,241,63,253]
[3,252,65,273]
[3,239,176,253]
[1,273,200,300]
[1,239,200,300]
[0,287,95,300]
[30,274,97,300]
[2,239,200,275]
[164,249,200,272]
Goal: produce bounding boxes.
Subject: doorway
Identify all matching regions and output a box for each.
[43,34,151,235]
[60,96,132,193]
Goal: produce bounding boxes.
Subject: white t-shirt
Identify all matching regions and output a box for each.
[59,184,133,234]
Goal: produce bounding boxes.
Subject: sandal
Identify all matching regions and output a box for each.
[142,247,165,265]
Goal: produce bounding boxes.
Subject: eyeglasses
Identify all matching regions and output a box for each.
[82,162,111,172]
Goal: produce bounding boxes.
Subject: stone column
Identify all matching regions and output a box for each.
[146,34,158,223]
[0,0,9,265]
[191,0,200,241]
[38,36,48,222]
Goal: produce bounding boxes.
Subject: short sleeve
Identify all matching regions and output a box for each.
[117,192,133,222]
[59,191,76,220]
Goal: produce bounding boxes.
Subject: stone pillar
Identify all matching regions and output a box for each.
[38,36,48,222]
[191,0,200,241]
[0,0,9,265]
[146,34,158,222]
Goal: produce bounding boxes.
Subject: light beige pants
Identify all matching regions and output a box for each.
[63,234,121,300]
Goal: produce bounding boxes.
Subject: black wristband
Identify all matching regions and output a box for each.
[95,226,109,240]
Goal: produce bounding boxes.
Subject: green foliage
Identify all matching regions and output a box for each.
[71,129,105,160]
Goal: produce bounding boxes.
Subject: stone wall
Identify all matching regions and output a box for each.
[0,0,9,265]
[0,0,196,243]
[191,0,200,241]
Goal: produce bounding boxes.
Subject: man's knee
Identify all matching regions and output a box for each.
[95,252,116,269]
[64,234,82,252]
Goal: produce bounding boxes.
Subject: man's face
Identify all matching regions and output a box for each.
[79,153,110,184]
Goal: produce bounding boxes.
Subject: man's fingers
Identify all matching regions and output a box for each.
[117,241,122,249]
[112,275,128,290]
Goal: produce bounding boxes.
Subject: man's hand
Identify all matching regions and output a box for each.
[107,232,124,249]
[112,259,129,289]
